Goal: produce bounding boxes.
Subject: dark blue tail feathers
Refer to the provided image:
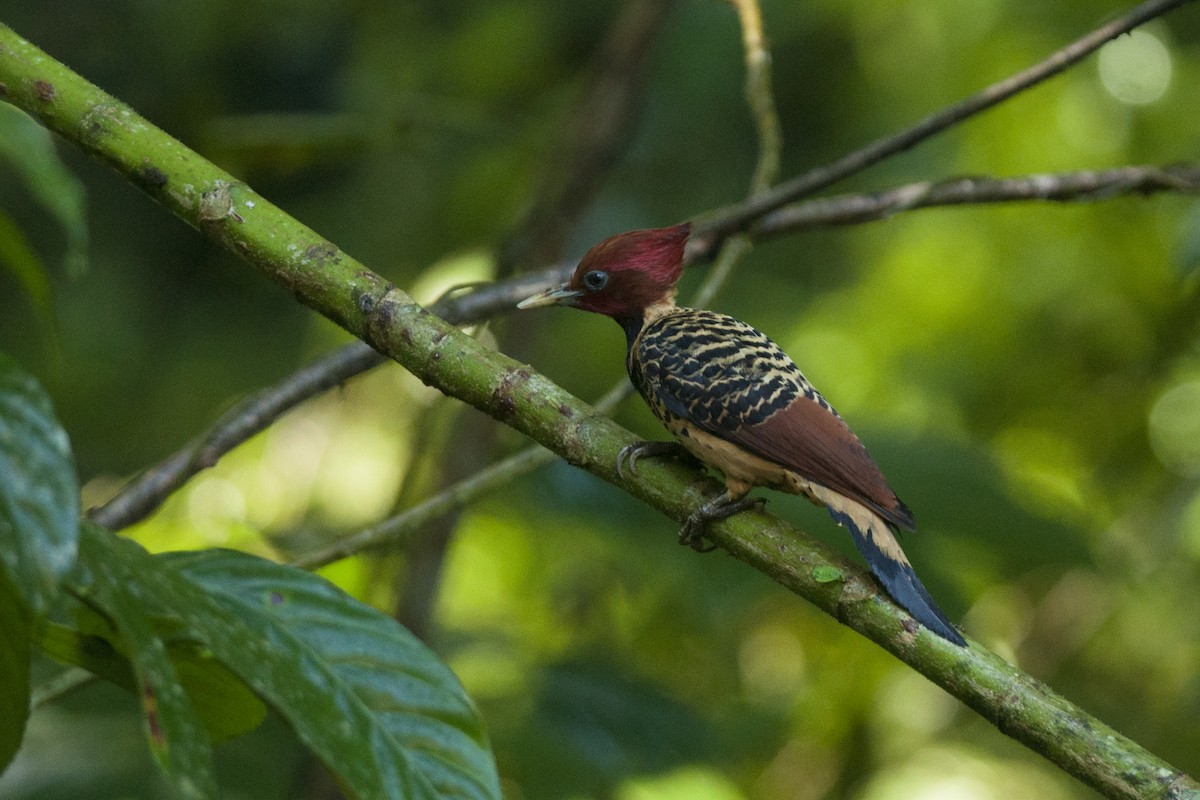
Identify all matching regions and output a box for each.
[828,508,966,646]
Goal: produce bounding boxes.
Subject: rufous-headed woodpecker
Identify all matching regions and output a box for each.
[518,223,965,646]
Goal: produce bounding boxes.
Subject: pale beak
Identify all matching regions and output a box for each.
[516,283,583,309]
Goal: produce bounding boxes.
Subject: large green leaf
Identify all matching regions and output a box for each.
[0,353,79,616]
[0,104,88,276]
[38,620,268,743]
[164,548,501,800]
[69,524,500,800]
[0,572,31,773]
[74,527,217,798]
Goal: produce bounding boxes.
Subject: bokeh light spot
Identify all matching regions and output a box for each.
[1149,379,1200,476]
[1098,30,1171,105]
[619,766,747,800]
[738,622,808,700]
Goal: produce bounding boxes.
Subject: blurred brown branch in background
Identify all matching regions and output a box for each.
[498,0,678,274]
[693,0,1197,244]
[313,0,787,576]
[389,0,677,648]
[757,163,1200,233]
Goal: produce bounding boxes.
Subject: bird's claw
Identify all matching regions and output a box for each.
[616,440,695,480]
[678,495,766,553]
[679,515,719,552]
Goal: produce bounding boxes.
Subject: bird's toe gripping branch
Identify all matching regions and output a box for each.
[679,491,767,552]
[615,442,764,551]
[615,440,699,480]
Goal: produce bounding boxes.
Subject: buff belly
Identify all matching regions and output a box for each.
[667,418,910,565]
[668,419,819,500]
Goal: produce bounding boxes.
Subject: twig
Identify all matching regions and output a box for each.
[88,341,383,529]
[498,0,677,272]
[728,0,781,196]
[294,379,634,571]
[690,0,1197,249]
[692,0,783,310]
[297,446,546,571]
[756,163,1200,233]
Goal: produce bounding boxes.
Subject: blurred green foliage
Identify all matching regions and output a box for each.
[1,0,1199,798]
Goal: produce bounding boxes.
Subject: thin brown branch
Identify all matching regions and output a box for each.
[87,341,383,530]
[389,0,678,644]
[498,0,676,272]
[690,0,1197,250]
[756,163,1200,234]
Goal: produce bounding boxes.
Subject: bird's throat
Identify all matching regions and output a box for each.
[617,300,679,351]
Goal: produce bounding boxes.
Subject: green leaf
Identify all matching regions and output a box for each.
[169,645,269,743]
[69,524,500,800]
[74,527,217,799]
[165,548,501,800]
[0,572,31,772]
[0,104,88,276]
[37,621,268,743]
[0,353,79,616]
[0,210,58,345]
[812,566,844,583]
[38,620,132,689]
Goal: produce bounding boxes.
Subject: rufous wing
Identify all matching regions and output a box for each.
[722,395,915,530]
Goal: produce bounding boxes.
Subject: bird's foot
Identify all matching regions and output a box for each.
[678,493,767,552]
[616,440,697,480]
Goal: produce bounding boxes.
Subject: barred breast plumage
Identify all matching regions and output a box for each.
[630,308,819,428]
[627,307,915,531]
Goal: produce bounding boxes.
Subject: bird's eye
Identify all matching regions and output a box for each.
[582,270,609,291]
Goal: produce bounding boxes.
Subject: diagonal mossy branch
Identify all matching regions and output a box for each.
[2,21,1199,800]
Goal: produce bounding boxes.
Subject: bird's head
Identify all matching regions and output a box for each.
[517,223,690,319]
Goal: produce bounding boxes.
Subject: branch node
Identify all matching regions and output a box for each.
[198,180,243,224]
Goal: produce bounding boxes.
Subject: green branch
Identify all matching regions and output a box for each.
[2,21,1197,800]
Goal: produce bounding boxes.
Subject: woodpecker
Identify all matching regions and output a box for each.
[518,223,965,645]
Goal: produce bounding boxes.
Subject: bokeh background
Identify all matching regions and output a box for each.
[2,1,1199,798]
